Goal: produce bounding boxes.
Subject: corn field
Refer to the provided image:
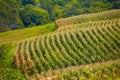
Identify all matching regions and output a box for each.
[55,9,120,27]
[14,9,120,80]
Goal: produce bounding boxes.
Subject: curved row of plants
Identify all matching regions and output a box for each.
[55,9,120,27]
[14,24,120,78]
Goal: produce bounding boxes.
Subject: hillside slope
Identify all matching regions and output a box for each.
[14,9,120,80]
[0,23,55,45]
[0,9,120,80]
[0,23,55,80]
[14,22,120,76]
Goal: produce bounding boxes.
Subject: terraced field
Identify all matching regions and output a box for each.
[14,9,120,80]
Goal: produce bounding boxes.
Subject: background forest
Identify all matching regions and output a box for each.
[0,0,120,32]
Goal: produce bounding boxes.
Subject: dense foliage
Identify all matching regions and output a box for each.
[0,0,23,32]
[0,0,120,32]
[19,5,50,27]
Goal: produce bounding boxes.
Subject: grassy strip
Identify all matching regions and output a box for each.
[0,44,25,80]
[0,23,56,45]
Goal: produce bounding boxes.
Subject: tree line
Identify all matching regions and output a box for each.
[0,0,120,32]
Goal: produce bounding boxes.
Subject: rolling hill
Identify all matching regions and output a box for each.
[0,9,120,80]
[13,9,120,80]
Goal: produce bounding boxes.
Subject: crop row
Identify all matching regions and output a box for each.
[14,24,120,77]
[55,18,120,33]
[55,9,120,27]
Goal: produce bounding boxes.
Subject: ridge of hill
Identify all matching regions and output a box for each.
[0,23,55,45]
[55,18,120,33]
[55,9,120,27]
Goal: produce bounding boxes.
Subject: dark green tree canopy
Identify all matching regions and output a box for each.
[19,5,50,27]
[0,0,120,32]
[0,0,22,32]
